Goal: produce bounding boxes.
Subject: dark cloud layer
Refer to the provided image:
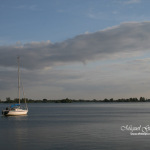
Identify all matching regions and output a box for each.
[1,21,150,99]
[1,22,150,70]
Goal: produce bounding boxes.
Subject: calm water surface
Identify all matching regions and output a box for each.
[1,102,150,150]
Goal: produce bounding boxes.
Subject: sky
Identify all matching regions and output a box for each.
[1,0,150,100]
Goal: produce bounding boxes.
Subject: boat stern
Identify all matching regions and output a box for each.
[2,110,9,116]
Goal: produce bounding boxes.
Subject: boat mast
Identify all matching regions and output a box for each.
[18,56,20,104]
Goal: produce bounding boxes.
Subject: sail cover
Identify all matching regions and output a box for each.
[10,104,20,108]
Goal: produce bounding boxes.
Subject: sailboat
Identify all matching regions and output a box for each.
[2,57,28,116]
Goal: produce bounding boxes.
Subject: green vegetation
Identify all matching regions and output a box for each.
[0,97,150,103]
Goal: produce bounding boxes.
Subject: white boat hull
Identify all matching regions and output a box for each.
[2,109,28,116]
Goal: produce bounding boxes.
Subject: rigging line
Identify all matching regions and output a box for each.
[17,56,20,104]
[21,81,28,110]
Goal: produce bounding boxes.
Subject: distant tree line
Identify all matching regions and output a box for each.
[0,97,150,103]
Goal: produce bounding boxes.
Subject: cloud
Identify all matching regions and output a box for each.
[0,22,150,70]
[124,0,141,4]
[87,9,106,20]
[16,4,41,11]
